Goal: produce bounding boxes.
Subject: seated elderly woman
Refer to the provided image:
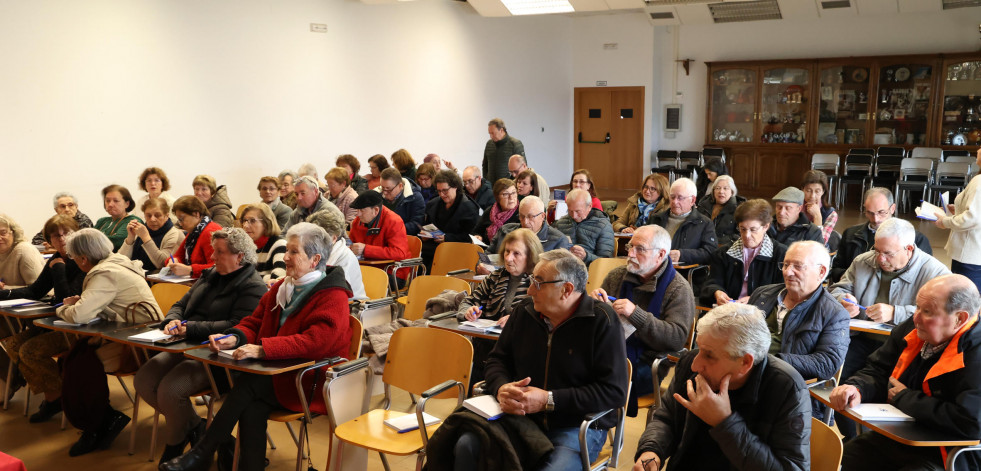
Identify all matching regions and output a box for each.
[325,167,359,223]
[415,162,438,203]
[136,167,177,217]
[422,169,479,269]
[0,215,83,417]
[94,184,143,251]
[192,175,234,228]
[336,154,369,195]
[613,173,670,233]
[256,176,291,229]
[56,229,162,456]
[696,174,741,247]
[701,199,788,306]
[31,192,93,246]
[364,154,389,190]
[160,222,353,471]
[305,209,367,299]
[119,197,185,271]
[457,228,542,384]
[239,203,287,283]
[472,179,520,243]
[0,213,45,288]
[515,168,541,200]
[167,196,222,278]
[135,227,267,464]
[278,170,298,209]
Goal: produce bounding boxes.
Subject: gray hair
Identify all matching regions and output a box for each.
[278,169,298,181]
[210,227,258,266]
[508,154,528,165]
[945,276,981,318]
[52,192,78,209]
[519,195,545,214]
[565,188,591,205]
[697,303,771,365]
[708,175,738,197]
[305,209,346,240]
[294,175,320,192]
[875,218,915,247]
[463,165,482,178]
[671,177,697,197]
[297,163,319,179]
[637,224,671,254]
[788,240,831,282]
[538,249,587,293]
[65,228,114,265]
[488,118,506,130]
[0,214,26,245]
[864,187,895,206]
[285,222,331,271]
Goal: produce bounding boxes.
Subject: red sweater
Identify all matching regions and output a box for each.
[349,206,410,261]
[174,221,221,277]
[229,267,353,415]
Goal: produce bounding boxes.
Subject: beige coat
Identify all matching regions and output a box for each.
[0,241,44,286]
[612,193,668,232]
[118,226,186,270]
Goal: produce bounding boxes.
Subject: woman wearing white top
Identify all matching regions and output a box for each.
[305,208,367,299]
[935,148,981,291]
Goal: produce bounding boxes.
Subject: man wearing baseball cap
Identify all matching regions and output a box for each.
[767,187,824,247]
[349,191,410,262]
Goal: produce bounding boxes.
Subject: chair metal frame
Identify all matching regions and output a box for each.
[894,158,934,213]
[838,153,874,210]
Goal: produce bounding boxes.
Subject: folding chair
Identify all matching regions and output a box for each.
[945,155,976,164]
[359,266,390,300]
[652,150,678,182]
[810,417,843,471]
[675,151,702,181]
[701,147,726,164]
[894,158,934,213]
[579,361,632,471]
[810,153,840,203]
[388,235,425,297]
[930,162,972,206]
[941,149,969,161]
[150,283,191,315]
[838,153,874,210]
[871,154,904,190]
[585,258,628,294]
[910,147,942,161]
[399,275,472,322]
[637,313,698,423]
[333,327,473,471]
[430,242,483,276]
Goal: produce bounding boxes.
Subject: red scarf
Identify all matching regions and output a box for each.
[487,203,517,240]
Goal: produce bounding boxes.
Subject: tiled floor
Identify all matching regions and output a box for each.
[0,206,953,470]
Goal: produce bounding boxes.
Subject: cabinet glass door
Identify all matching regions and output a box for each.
[874,63,932,146]
[709,68,756,144]
[940,60,981,146]
[816,65,872,145]
[760,67,810,144]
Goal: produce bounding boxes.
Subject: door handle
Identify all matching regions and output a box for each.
[578,132,611,144]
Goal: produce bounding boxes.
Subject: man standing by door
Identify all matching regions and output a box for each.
[484,118,525,184]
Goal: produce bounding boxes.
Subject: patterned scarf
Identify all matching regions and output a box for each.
[636,197,658,226]
[183,215,211,262]
[487,203,518,240]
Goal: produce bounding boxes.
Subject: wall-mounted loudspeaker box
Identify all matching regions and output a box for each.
[664,104,682,132]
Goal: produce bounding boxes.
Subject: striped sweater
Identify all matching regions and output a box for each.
[256,235,287,283]
[456,268,530,321]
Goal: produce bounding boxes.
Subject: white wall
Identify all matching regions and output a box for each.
[0,0,574,235]
[659,8,981,151]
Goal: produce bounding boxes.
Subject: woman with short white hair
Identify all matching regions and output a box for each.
[0,213,44,288]
[305,209,367,299]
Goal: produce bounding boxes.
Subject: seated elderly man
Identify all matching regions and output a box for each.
[589,225,695,417]
[633,303,811,471]
[432,249,628,470]
[830,274,981,471]
[348,191,409,262]
[479,196,570,275]
[830,187,933,283]
[828,217,950,441]
[648,178,717,265]
[507,154,550,202]
[747,240,850,420]
[552,188,615,266]
[462,165,495,211]
[377,167,425,236]
[31,192,94,246]
[282,175,345,232]
[766,187,823,247]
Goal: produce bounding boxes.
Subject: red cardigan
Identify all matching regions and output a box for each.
[174,221,221,277]
[229,267,353,415]
[349,206,410,261]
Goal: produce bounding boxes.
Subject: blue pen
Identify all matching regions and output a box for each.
[842,298,867,310]
[607,295,617,302]
[168,320,187,332]
[202,334,233,345]
[52,302,64,308]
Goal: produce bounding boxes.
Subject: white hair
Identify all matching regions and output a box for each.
[294,175,320,191]
[519,195,545,213]
[788,240,831,282]
[52,192,78,209]
[66,228,114,265]
[635,225,671,254]
[566,188,591,205]
[874,218,915,247]
[707,175,738,197]
[671,177,697,197]
[285,222,332,271]
[697,303,771,365]
[463,165,482,178]
[297,163,319,179]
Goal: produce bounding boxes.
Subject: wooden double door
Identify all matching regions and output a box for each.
[574,87,645,201]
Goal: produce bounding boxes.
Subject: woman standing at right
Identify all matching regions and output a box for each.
[935,148,981,291]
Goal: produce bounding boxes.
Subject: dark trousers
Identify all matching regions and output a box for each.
[842,432,946,471]
[198,374,280,471]
[835,334,885,440]
[952,260,981,294]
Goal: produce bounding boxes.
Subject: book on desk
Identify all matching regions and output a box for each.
[849,403,914,422]
[459,319,503,335]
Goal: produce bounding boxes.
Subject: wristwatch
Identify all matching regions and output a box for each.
[546,391,555,412]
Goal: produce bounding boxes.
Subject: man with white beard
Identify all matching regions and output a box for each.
[590,224,695,417]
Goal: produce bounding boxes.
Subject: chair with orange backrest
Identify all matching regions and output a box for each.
[810,417,843,471]
[585,257,628,294]
[388,235,426,297]
[150,283,191,315]
[400,275,471,322]
[430,242,483,276]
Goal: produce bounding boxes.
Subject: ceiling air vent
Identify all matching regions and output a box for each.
[649,11,675,19]
[709,0,781,23]
[820,0,850,9]
[942,0,981,9]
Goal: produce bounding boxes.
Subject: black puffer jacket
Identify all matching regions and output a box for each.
[163,264,266,340]
[649,209,718,265]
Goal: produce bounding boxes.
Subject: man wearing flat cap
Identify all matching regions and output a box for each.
[767,187,824,247]
[348,191,410,262]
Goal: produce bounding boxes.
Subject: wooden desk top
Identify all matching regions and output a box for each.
[447,271,487,284]
[183,346,314,375]
[849,319,894,336]
[358,259,395,267]
[100,325,207,354]
[429,317,501,341]
[0,304,57,320]
[33,316,138,336]
[810,383,981,447]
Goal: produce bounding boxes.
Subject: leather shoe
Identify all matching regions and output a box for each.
[159,447,214,471]
[159,442,188,466]
[97,409,131,450]
[29,399,62,423]
[69,430,100,457]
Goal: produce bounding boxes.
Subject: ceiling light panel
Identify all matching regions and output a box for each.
[500,0,575,15]
[709,0,782,23]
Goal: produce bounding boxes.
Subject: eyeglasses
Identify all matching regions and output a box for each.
[571,179,589,185]
[381,185,398,194]
[519,211,544,221]
[259,186,278,192]
[241,218,261,226]
[864,209,892,219]
[778,262,813,272]
[530,276,565,290]
[642,186,658,192]
[500,190,518,199]
[0,230,10,238]
[625,243,654,255]
[874,247,909,258]
[462,179,477,186]
[436,187,453,195]
[738,225,765,234]
[669,194,692,201]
